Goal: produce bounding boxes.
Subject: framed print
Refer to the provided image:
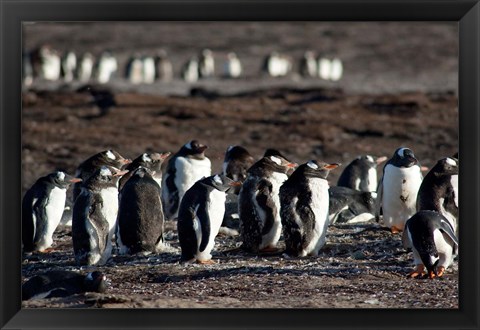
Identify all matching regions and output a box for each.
[1,1,479,329]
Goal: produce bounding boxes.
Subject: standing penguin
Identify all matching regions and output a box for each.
[375,147,423,233]
[178,174,240,263]
[72,149,131,201]
[280,160,340,257]
[125,54,144,84]
[404,210,458,279]
[337,155,387,192]
[155,49,174,82]
[22,171,81,253]
[223,52,242,78]
[222,145,255,194]
[416,157,459,235]
[117,167,165,255]
[299,50,317,78]
[76,52,95,82]
[72,166,127,266]
[118,151,171,190]
[238,153,297,253]
[162,140,211,220]
[181,57,199,83]
[198,49,215,78]
[61,50,77,83]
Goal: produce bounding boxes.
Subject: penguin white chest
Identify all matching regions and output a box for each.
[382,165,422,228]
[174,157,212,197]
[367,167,377,192]
[100,187,119,231]
[451,174,458,207]
[304,178,330,255]
[43,187,67,243]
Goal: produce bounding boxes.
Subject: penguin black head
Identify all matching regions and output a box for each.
[129,152,171,172]
[131,166,155,178]
[85,166,128,189]
[431,157,459,177]
[84,271,107,293]
[262,149,298,174]
[179,140,208,159]
[357,155,388,168]
[47,171,82,188]
[203,174,242,192]
[297,160,341,179]
[225,145,253,162]
[391,147,419,168]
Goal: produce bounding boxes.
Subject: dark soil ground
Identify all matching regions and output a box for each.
[21,22,458,308]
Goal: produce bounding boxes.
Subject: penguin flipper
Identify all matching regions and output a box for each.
[437,217,459,252]
[22,190,36,251]
[198,203,211,253]
[294,198,316,251]
[256,179,276,236]
[374,177,384,222]
[177,204,199,261]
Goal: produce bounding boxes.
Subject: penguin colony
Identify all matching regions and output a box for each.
[23,45,343,86]
[22,142,458,282]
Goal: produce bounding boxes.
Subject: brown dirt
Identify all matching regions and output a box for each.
[21,22,458,309]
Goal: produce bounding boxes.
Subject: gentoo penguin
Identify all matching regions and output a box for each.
[198,49,215,78]
[61,50,77,82]
[222,145,255,194]
[117,167,165,255]
[142,56,156,84]
[328,186,376,225]
[223,52,242,78]
[125,54,144,84]
[416,157,459,234]
[337,155,387,192]
[262,52,292,77]
[162,140,211,220]
[35,45,61,81]
[118,151,171,190]
[72,166,127,266]
[77,52,95,82]
[22,53,34,87]
[72,149,131,201]
[238,152,297,253]
[329,58,343,81]
[299,50,317,78]
[22,270,106,301]
[404,210,458,279]
[318,56,343,81]
[22,171,81,253]
[375,147,423,233]
[77,84,117,118]
[280,160,340,257]
[181,57,199,83]
[264,148,295,175]
[96,51,118,84]
[178,174,240,263]
[155,49,174,82]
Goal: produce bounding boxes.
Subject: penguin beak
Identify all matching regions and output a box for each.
[229,181,242,187]
[376,156,388,164]
[160,152,171,160]
[113,169,129,177]
[325,163,341,170]
[420,166,429,172]
[69,178,83,183]
[121,158,132,165]
[287,162,297,168]
[196,145,208,153]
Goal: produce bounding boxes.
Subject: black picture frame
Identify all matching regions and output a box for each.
[1,1,479,329]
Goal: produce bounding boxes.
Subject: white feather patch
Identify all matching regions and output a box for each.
[142,153,151,162]
[366,155,374,162]
[56,171,65,181]
[307,161,318,169]
[270,156,281,165]
[100,167,112,177]
[106,150,116,160]
[445,157,456,166]
[213,175,222,185]
[397,148,407,158]
[185,141,192,150]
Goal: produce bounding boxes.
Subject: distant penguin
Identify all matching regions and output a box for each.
[404,210,458,279]
[72,149,131,201]
[96,51,118,84]
[329,57,343,81]
[155,50,174,82]
[375,147,423,233]
[33,45,61,81]
[178,174,240,263]
[22,171,81,253]
[77,52,95,82]
[223,52,242,78]
[337,155,387,192]
[61,50,77,82]
[182,57,199,83]
[300,51,317,78]
[72,166,127,266]
[222,145,255,194]
[117,167,166,255]
[162,140,211,220]
[239,153,297,253]
[199,49,215,78]
[280,160,340,257]
[22,270,107,301]
[262,52,292,77]
[318,56,331,80]
[142,56,156,84]
[416,157,459,234]
[77,84,117,118]
[328,186,376,225]
[23,53,34,87]
[119,151,171,190]
[125,55,144,84]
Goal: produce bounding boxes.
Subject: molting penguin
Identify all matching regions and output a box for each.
[404,210,458,279]
[117,167,166,255]
[416,157,459,235]
[223,52,242,78]
[328,186,376,225]
[22,171,81,253]
[73,149,131,201]
[238,153,297,253]
[125,54,144,85]
[22,270,106,301]
[118,151,171,190]
[280,160,340,257]
[181,57,199,83]
[375,147,423,233]
[199,49,215,78]
[155,50,174,82]
[222,145,255,194]
[178,174,240,263]
[300,50,317,78]
[162,140,211,220]
[72,166,127,266]
[337,155,387,192]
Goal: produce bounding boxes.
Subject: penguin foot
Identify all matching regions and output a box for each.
[390,226,402,234]
[196,259,216,265]
[38,247,55,253]
[428,270,436,279]
[436,266,446,277]
[408,265,425,278]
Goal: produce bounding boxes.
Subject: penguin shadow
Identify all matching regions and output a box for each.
[109,252,180,266]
